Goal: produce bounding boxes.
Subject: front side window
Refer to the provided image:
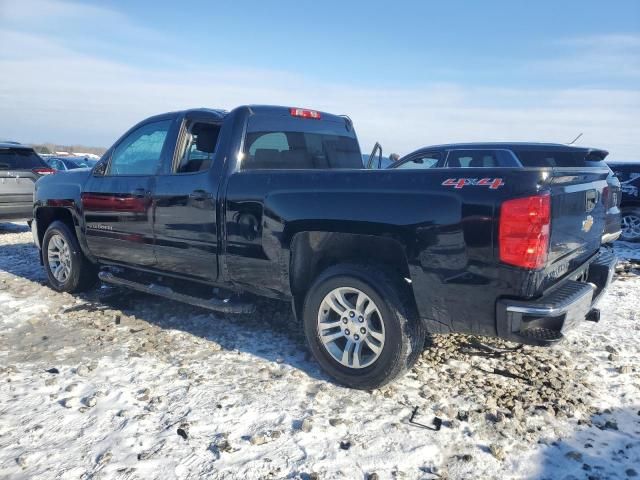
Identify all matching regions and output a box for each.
[242,125,361,170]
[108,120,172,175]
[175,121,221,173]
[395,152,441,169]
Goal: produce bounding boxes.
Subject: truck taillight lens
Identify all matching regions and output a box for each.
[290,107,321,119]
[32,167,56,175]
[499,193,551,269]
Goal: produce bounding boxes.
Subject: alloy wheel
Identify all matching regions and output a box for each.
[316,287,385,369]
[47,233,72,283]
[621,214,640,241]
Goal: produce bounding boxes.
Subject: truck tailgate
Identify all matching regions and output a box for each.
[542,167,610,285]
[509,147,614,292]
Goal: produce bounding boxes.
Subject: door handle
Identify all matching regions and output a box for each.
[132,188,148,198]
[189,189,212,201]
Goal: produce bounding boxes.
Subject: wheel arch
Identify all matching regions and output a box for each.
[35,207,76,248]
[289,231,416,320]
[34,206,96,263]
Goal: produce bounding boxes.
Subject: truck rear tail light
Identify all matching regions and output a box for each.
[32,167,56,175]
[499,193,551,269]
[290,108,321,119]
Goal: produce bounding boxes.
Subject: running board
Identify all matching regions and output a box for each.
[98,271,255,314]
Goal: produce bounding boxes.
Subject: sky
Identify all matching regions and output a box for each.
[0,0,639,158]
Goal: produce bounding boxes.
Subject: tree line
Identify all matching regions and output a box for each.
[31,143,107,156]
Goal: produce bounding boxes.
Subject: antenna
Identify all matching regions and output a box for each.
[567,133,583,145]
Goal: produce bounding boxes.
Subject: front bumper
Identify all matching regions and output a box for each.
[496,249,616,346]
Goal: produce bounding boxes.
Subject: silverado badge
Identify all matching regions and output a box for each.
[581,215,594,233]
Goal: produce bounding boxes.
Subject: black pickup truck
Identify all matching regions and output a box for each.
[33,105,619,389]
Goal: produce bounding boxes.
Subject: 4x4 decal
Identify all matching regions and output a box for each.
[442,178,505,190]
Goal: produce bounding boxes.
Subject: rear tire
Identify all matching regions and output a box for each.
[620,207,640,242]
[302,264,424,390]
[42,220,98,293]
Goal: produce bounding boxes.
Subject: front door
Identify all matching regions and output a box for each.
[152,115,222,281]
[82,117,174,267]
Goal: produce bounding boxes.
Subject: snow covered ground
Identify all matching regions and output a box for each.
[0,222,638,480]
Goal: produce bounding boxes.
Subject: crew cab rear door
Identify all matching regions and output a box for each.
[151,111,223,282]
[82,116,175,267]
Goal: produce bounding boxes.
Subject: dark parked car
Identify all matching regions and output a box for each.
[607,161,640,242]
[0,142,55,222]
[390,143,623,244]
[32,107,617,389]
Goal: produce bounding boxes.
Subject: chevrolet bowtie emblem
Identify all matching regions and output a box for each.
[582,215,594,233]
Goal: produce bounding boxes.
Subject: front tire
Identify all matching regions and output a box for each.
[303,264,424,390]
[42,220,98,293]
[620,207,640,242]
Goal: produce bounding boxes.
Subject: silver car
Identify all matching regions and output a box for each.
[0,142,55,222]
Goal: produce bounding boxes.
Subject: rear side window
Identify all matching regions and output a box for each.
[0,148,46,170]
[242,115,362,170]
[514,149,607,168]
[445,150,519,168]
[175,121,221,173]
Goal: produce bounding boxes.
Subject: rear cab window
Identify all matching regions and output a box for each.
[241,112,362,170]
[0,147,46,170]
